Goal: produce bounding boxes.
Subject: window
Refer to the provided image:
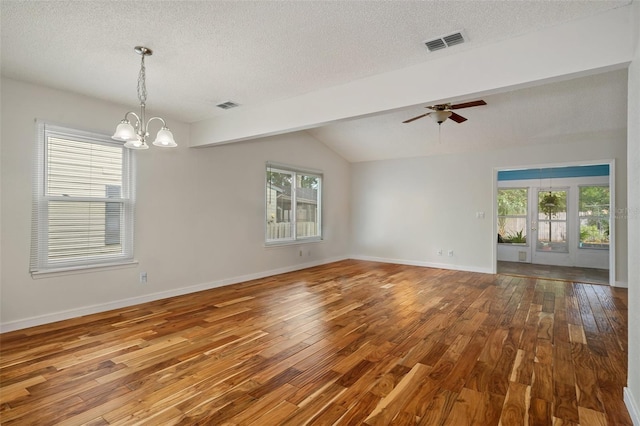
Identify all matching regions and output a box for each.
[30,122,135,273]
[578,185,609,249]
[266,163,322,244]
[497,188,528,244]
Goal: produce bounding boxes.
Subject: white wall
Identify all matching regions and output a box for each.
[350,136,627,282]
[0,78,350,331]
[625,1,640,423]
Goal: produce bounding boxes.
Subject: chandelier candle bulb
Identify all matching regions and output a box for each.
[112,46,177,150]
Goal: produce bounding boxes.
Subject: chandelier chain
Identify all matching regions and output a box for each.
[137,55,147,104]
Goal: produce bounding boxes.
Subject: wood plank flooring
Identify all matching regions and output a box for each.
[497,261,609,285]
[0,260,630,425]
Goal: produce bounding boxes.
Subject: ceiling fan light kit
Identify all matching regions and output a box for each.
[112,46,178,150]
[430,110,452,124]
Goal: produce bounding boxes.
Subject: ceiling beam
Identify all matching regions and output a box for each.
[191,5,635,148]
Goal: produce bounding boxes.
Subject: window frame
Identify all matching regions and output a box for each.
[30,121,136,275]
[265,162,323,246]
[497,187,529,246]
[577,184,610,251]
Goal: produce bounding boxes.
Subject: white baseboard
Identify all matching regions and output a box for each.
[349,255,494,274]
[0,256,348,333]
[625,387,640,425]
[614,280,629,288]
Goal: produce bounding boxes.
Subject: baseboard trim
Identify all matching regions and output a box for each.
[349,255,494,274]
[0,256,348,333]
[614,280,629,288]
[625,387,640,425]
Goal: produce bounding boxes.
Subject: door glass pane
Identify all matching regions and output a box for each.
[537,190,568,252]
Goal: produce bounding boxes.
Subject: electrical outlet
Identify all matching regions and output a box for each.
[140,272,147,283]
[437,249,443,256]
[299,250,303,257]
[448,250,454,257]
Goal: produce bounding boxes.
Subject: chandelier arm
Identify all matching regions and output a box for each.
[146,116,168,129]
[124,111,141,125]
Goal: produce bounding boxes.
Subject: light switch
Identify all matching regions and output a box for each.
[476,211,485,219]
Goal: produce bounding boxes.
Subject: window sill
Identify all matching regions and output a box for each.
[265,238,323,248]
[31,260,139,279]
[578,245,610,251]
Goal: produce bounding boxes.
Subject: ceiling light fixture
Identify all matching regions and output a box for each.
[112,46,177,150]
[430,110,452,125]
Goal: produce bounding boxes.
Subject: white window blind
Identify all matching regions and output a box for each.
[30,122,135,273]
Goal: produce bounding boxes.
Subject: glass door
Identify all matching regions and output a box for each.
[532,188,570,265]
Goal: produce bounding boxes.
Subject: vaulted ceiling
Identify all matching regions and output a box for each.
[1,0,632,162]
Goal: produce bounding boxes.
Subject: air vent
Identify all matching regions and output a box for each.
[216,101,240,110]
[424,30,466,52]
[425,38,446,52]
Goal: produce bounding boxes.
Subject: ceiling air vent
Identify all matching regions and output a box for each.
[216,101,240,110]
[424,30,466,52]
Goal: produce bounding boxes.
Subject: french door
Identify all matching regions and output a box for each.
[532,188,571,266]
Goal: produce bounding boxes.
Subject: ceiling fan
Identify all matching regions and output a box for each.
[403,99,487,125]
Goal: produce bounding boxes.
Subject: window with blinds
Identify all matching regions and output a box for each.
[31,122,135,273]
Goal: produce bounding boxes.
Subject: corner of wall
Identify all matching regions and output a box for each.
[626,387,640,426]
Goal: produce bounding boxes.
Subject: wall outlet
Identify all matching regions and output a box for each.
[448,250,454,257]
[140,272,148,283]
[299,250,303,257]
[437,249,443,256]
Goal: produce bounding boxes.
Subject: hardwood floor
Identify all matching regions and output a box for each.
[0,260,630,425]
[497,261,609,286]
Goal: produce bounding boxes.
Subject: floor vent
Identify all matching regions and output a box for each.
[216,101,240,110]
[424,30,466,52]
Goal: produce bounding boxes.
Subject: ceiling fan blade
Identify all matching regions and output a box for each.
[449,112,467,123]
[402,113,430,123]
[449,100,487,109]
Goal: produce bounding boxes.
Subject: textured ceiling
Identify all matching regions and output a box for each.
[0,0,631,161]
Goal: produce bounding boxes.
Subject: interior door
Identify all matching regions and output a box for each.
[532,188,571,266]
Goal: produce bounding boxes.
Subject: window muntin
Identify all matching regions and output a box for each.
[266,164,321,244]
[578,185,609,249]
[497,188,528,244]
[31,123,134,273]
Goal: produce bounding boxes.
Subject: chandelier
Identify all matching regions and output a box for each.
[112,46,177,150]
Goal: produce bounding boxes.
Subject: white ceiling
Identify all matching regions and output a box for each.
[309,69,629,162]
[0,0,631,162]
